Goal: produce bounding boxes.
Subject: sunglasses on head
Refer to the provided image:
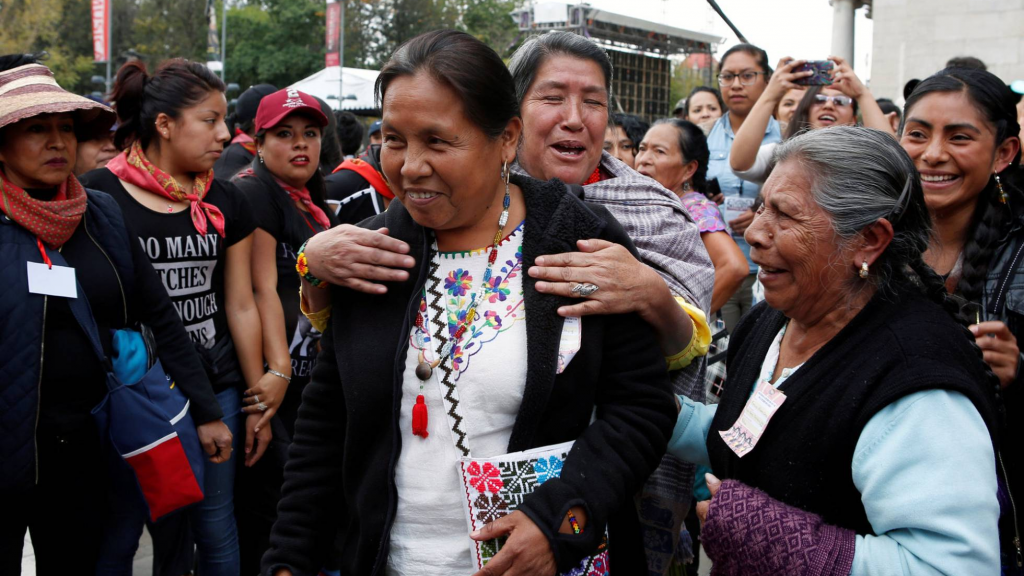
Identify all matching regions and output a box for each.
[814,94,853,107]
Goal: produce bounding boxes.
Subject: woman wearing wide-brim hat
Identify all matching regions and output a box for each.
[0,54,222,574]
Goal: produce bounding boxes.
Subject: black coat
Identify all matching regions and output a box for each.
[261,175,677,575]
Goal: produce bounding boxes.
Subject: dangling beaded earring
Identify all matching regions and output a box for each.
[996,171,1008,204]
[859,260,870,279]
[259,152,265,164]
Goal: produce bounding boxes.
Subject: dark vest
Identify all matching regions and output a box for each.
[707,286,998,534]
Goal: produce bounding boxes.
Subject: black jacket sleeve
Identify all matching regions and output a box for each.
[127,225,223,424]
[517,206,677,570]
[261,309,348,575]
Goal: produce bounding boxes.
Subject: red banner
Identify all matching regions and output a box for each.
[325,2,341,67]
[91,0,108,62]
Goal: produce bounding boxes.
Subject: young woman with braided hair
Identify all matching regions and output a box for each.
[900,66,1024,574]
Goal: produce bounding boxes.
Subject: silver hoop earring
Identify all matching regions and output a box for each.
[860,260,870,279]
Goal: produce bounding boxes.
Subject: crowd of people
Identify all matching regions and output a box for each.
[1,24,1023,576]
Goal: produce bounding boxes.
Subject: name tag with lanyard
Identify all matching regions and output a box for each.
[27,238,76,298]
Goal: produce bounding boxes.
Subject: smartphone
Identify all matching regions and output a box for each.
[793,61,833,86]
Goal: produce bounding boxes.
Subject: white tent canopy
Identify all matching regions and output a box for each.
[289,66,379,112]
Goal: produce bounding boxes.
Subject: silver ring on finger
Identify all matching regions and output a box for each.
[573,282,600,297]
[257,402,269,412]
[253,394,259,404]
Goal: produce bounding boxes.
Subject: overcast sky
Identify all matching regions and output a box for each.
[584,0,875,80]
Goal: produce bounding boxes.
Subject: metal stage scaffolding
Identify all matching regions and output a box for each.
[512,2,724,121]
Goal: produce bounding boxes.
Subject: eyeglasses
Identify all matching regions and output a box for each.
[717,72,767,86]
[814,94,853,107]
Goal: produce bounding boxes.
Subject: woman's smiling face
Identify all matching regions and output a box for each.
[901,90,1020,217]
[379,71,519,232]
[808,87,856,130]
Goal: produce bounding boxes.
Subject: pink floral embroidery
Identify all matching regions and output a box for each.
[467,462,504,493]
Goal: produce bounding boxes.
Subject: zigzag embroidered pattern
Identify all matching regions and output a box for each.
[427,246,471,457]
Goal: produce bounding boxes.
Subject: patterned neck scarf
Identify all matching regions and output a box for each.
[0,172,87,247]
[107,141,225,236]
[236,166,332,230]
[231,130,257,156]
[275,178,332,230]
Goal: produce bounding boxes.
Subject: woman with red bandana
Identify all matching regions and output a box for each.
[230,88,338,574]
[80,57,270,575]
[0,54,219,574]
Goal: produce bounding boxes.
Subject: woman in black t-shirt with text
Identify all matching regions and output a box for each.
[230,88,337,573]
[81,59,274,575]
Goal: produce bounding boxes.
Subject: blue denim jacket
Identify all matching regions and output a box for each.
[706,113,782,273]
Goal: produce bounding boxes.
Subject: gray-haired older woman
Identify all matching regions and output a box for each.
[669,126,1001,575]
[508,31,715,572]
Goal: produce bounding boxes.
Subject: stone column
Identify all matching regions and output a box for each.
[831,0,856,62]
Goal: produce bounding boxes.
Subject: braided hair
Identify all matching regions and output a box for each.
[774,126,1005,414]
[902,68,1023,305]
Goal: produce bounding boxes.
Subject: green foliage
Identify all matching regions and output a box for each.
[0,0,519,95]
[461,0,519,59]
[0,0,94,91]
[224,0,325,91]
[670,60,717,114]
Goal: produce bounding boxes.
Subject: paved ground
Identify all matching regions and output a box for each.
[21,528,153,574]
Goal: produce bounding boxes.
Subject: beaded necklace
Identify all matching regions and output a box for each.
[410,173,512,441]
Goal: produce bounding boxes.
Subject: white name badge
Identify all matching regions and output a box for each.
[556,316,582,374]
[719,380,787,458]
[27,262,78,298]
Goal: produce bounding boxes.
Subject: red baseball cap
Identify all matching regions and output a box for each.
[254,88,329,133]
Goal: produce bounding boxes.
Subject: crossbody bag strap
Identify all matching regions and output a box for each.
[45,247,118,391]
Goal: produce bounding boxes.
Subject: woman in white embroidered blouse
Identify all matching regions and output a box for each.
[264,30,675,576]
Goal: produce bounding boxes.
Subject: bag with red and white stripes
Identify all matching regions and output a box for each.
[57,248,205,521]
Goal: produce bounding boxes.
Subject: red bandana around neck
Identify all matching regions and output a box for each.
[106,141,225,237]
[275,178,332,230]
[231,130,257,156]
[0,173,87,247]
[333,157,394,199]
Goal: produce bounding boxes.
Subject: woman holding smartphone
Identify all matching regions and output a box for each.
[729,56,894,186]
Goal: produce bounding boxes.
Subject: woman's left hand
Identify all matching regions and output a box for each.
[971,321,1020,388]
[469,511,556,576]
[829,55,867,100]
[695,473,722,525]
[241,371,289,431]
[529,239,659,318]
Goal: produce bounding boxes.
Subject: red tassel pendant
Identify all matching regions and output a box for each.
[412,395,429,438]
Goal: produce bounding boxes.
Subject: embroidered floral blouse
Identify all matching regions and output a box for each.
[387,222,530,575]
[680,191,727,235]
